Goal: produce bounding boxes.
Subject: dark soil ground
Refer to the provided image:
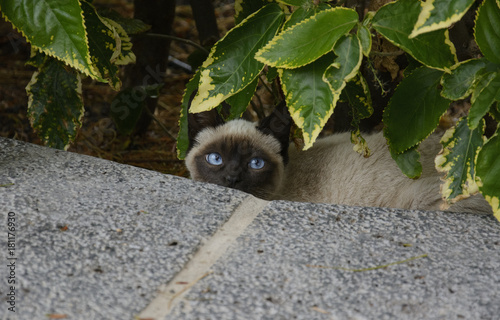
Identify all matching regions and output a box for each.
[0,1,235,178]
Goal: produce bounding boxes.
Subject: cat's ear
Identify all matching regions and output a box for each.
[187,92,225,150]
[258,100,292,164]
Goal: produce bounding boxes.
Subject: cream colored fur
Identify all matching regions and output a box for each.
[186,119,491,214]
[276,132,490,213]
[190,119,283,157]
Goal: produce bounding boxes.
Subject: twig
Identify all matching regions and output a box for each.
[168,271,212,310]
[366,58,389,96]
[370,50,405,56]
[143,106,177,141]
[259,74,274,97]
[0,183,14,187]
[142,33,209,54]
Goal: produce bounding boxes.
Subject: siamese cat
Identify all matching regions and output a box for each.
[185,103,491,214]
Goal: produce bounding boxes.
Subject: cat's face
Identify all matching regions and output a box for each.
[185,120,285,199]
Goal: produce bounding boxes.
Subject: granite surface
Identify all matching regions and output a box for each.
[1,137,499,320]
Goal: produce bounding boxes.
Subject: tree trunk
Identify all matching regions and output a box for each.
[124,0,176,135]
[189,0,220,47]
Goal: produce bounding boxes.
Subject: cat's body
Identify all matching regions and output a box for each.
[185,107,491,214]
[280,131,443,209]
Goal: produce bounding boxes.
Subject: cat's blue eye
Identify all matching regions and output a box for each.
[206,152,223,166]
[249,157,265,169]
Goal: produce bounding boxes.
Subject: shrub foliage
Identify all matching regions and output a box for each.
[178,0,500,220]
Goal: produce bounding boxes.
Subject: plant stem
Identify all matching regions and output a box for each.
[142,33,209,54]
[370,50,405,56]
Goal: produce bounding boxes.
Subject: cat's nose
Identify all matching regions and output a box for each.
[225,175,240,187]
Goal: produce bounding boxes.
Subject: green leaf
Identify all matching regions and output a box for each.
[26,57,84,150]
[372,0,457,70]
[255,7,358,69]
[0,0,97,78]
[101,17,136,66]
[342,75,373,120]
[266,67,279,82]
[177,72,201,159]
[98,8,151,35]
[110,84,163,135]
[26,50,48,68]
[440,58,487,100]
[282,3,331,30]
[190,4,284,113]
[225,76,259,120]
[342,75,373,157]
[357,25,372,57]
[474,0,500,65]
[323,34,362,93]
[410,0,475,37]
[384,67,449,153]
[234,0,270,25]
[490,102,500,121]
[350,130,370,158]
[435,117,484,203]
[403,55,423,77]
[187,48,210,71]
[362,11,375,27]
[279,54,337,150]
[469,71,500,130]
[390,146,422,179]
[476,130,500,221]
[81,1,121,90]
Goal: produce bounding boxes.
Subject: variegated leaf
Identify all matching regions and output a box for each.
[469,71,500,130]
[474,0,500,65]
[282,2,330,31]
[225,76,259,120]
[372,0,457,70]
[26,57,84,150]
[435,117,484,203]
[177,72,201,159]
[390,146,422,179]
[323,34,362,94]
[476,130,500,221]
[82,1,121,90]
[101,17,136,65]
[384,67,449,153]
[234,0,270,25]
[98,8,151,35]
[0,0,98,78]
[341,75,373,157]
[440,58,487,100]
[190,4,284,113]
[410,0,475,38]
[279,54,337,150]
[357,25,372,57]
[255,7,358,69]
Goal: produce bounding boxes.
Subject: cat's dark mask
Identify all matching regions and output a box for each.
[185,102,292,199]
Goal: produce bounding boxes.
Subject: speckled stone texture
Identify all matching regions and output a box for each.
[1,137,499,320]
[0,138,247,319]
[168,202,500,320]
